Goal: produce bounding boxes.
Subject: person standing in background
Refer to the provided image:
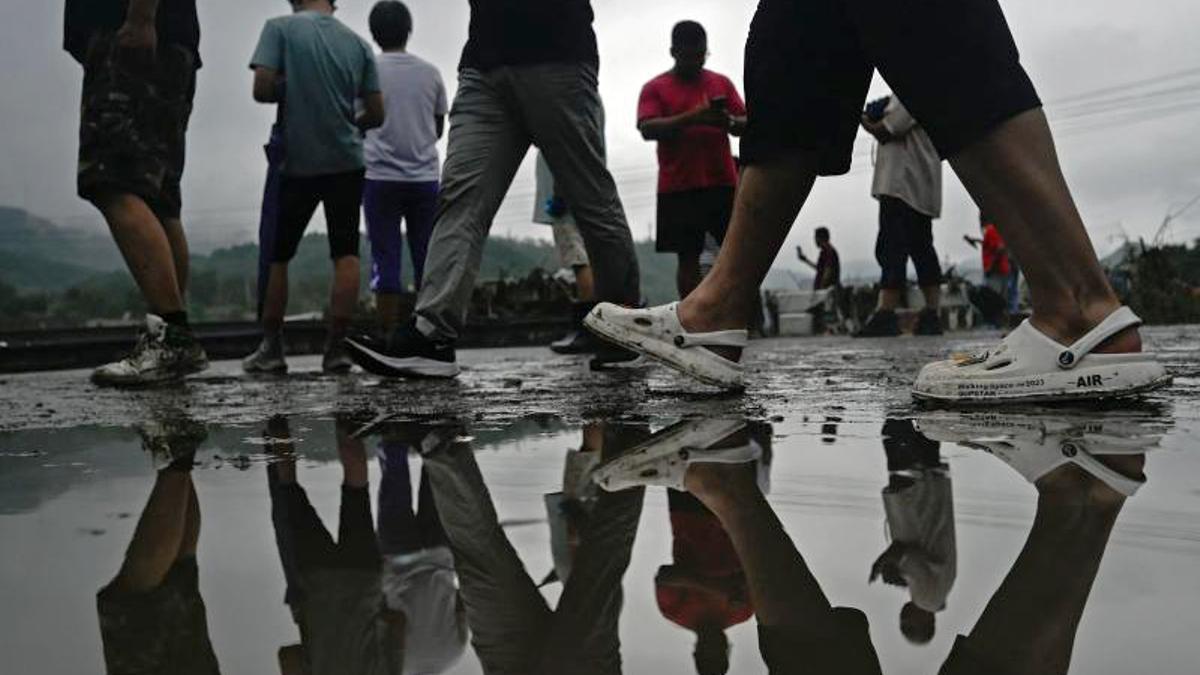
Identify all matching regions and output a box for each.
[66,0,209,387]
[858,95,945,337]
[797,227,841,291]
[363,0,448,336]
[534,152,602,355]
[242,0,383,375]
[637,21,747,299]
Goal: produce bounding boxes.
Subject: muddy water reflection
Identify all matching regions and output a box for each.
[0,405,1195,674]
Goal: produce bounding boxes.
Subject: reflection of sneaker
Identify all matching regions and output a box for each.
[92,314,209,387]
[854,309,900,338]
[914,411,1158,496]
[243,335,287,374]
[138,414,208,471]
[322,340,354,374]
[592,418,762,492]
[345,322,459,378]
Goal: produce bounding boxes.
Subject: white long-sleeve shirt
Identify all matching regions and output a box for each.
[871,97,943,218]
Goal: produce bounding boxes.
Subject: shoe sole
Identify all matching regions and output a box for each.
[583,312,743,390]
[912,372,1173,406]
[345,337,460,378]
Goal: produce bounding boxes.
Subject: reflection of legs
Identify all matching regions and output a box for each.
[540,486,645,674]
[687,463,882,674]
[424,442,550,673]
[939,467,1131,675]
[109,469,195,593]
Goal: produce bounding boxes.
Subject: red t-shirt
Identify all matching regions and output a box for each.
[637,69,746,194]
[981,223,1011,276]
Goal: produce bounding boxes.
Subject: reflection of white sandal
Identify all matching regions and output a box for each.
[913,307,1171,404]
[584,303,747,390]
[915,412,1157,496]
[591,418,764,492]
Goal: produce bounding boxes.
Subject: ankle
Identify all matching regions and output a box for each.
[1030,294,1139,352]
[679,289,749,332]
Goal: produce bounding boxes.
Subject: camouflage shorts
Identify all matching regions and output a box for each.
[78,33,197,220]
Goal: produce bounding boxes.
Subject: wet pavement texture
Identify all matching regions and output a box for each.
[1,326,1198,674]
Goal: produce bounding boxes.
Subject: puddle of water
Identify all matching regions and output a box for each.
[1,405,1198,675]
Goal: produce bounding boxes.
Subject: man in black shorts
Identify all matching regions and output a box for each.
[590,0,1158,399]
[66,0,208,387]
[637,21,747,298]
[243,0,384,375]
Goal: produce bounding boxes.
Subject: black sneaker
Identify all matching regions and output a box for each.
[914,308,944,336]
[345,322,459,378]
[854,309,901,338]
[550,328,600,354]
[589,343,645,371]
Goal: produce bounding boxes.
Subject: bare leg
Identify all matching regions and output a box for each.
[376,292,401,333]
[329,255,360,340]
[878,288,903,312]
[109,469,193,593]
[574,264,596,302]
[677,254,702,299]
[921,284,941,311]
[678,155,818,337]
[162,217,190,299]
[96,193,184,315]
[262,263,289,335]
[949,108,1137,351]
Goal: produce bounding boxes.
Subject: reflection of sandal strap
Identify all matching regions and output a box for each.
[1067,441,1145,496]
[1057,307,1142,370]
[675,329,749,349]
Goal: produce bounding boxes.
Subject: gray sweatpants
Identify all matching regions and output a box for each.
[415,63,641,341]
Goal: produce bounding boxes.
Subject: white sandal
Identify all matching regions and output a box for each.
[914,411,1156,496]
[913,307,1171,404]
[591,418,767,492]
[583,302,747,390]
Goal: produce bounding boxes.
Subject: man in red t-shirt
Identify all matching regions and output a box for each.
[637,21,747,298]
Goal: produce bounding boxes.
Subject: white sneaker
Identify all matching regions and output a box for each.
[243,336,287,374]
[91,314,208,387]
[913,307,1171,404]
[584,302,747,390]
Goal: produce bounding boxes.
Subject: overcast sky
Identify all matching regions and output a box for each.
[1,0,1198,269]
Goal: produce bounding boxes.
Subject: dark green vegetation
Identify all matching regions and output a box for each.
[0,207,681,330]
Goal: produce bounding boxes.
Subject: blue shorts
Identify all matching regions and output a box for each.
[363,179,439,293]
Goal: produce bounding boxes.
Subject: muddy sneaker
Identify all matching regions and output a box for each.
[589,343,645,371]
[551,328,600,355]
[345,322,459,378]
[854,309,901,338]
[915,308,944,336]
[322,340,354,374]
[138,414,208,472]
[92,314,209,387]
[243,335,287,374]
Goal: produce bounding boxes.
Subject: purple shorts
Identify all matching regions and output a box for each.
[362,179,439,293]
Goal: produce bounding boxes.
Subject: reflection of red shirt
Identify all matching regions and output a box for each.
[637,69,745,194]
[981,224,1011,276]
[654,510,753,631]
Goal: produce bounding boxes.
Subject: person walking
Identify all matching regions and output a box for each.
[345,0,642,378]
[857,95,944,337]
[66,0,208,386]
[584,0,1170,402]
[362,1,448,335]
[637,21,747,299]
[242,0,384,375]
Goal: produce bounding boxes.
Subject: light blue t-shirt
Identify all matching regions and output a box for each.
[250,11,380,177]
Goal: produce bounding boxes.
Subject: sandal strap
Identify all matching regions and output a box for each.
[1056,306,1142,370]
[676,329,749,349]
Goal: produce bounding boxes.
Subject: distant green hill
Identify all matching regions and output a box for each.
[0,206,124,272]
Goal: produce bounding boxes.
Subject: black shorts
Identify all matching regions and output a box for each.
[656,186,734,255]
[78,33,197,220]
[273,169,365,263]
[741,0,1042,174]
[875,196,943,290]
[758,608,883,675]
[96,558,220,675]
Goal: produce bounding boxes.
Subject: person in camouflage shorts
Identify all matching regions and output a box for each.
[65,0,208,387]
